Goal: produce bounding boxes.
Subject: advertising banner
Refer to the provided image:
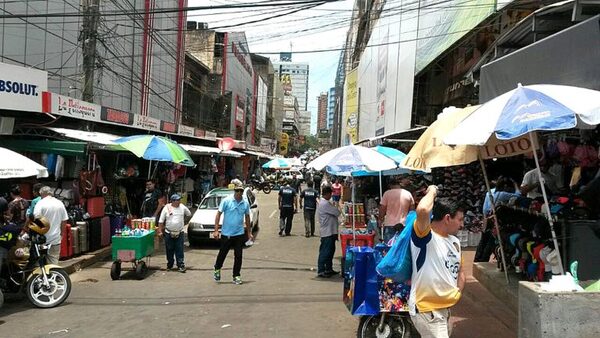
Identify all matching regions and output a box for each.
[344,68,359,145]
[416,0,496,73]
[480,134,539,160]
[375,28,389,136]
[260,137,277,154]
[256,77,267,132]
[101,107,134,126]
[0,62,47,113]
[205,131,217,140]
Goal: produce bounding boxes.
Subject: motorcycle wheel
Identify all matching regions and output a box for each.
[111,261,121,280]
[262,185,272,194]
[357,314,414,338]
[26,268,71,308]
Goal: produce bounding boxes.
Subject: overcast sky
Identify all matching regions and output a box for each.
[188,0,354,134]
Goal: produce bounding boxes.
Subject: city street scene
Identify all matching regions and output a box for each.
[0,0,599,337]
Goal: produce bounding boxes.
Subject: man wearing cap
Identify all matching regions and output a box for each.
[158,194,191,273]
[213,182,252,285]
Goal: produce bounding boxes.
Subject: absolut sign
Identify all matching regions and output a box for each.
[0,61,48,112]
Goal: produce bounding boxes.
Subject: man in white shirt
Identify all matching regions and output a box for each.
[520,161,557,199]
[158,194,191,272]
[33,186,69,265]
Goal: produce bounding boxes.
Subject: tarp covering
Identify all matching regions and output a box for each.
[480,15,600,102]
[3,140,86,157]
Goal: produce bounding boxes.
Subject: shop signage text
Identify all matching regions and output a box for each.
[43,92,101,121]
[205,131,217,140]
[133,115,160,132]
[178,125,194,137]
[101,107,133,125]
[480,134,538,160]
[0,61,48,113]
[160,121,176,133]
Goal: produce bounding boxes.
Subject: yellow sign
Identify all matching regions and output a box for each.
[344,68,359,144]
[279,133,289,155]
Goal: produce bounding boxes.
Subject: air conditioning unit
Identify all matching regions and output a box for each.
[0,117,15,135]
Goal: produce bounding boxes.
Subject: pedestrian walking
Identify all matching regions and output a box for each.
[212,182,253,285]
[312,172,322,193]
[33,186,68,265]
[410,185,466,338]
[379,177,415,242]
[331,179,343,205]
[316,186,340,278]
[157,194,191,273]
[300,181,320,237]
[278,180,298,236]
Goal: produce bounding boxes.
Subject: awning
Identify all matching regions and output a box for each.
[47,127,121,146]
[356,126,428,145]
[2,139,86,157]
[180,144,244,158]
[244,150,275,159]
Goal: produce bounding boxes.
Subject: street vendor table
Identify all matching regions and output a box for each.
[110,230,155,280]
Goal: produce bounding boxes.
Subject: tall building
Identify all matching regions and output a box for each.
[317,92,328,132]
[273,53,309,111]
[297,110,312,136]
[0,0,185,123]
[327,87,336,129]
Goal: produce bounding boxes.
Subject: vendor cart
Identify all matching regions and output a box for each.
[110,230,155,280]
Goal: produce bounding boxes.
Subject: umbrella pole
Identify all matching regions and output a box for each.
[352,178,356,246]
[529,132,565,275]
[379,171,383,241]
[478,155,510,284]
[148,160,152,179]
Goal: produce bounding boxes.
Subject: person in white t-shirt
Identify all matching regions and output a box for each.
[158,194,191,272]
[410,186,466,338]
[520,161,557,199]
[33,186,69,265]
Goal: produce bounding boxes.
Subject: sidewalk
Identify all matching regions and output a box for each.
[58,246,112,274]
[451,248,517,338]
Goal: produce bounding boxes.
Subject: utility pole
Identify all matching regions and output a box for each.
[81,0,100,103]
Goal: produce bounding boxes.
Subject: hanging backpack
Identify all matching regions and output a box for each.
[375,211,417,282]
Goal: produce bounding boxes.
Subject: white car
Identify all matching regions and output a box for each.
[281,170,304,182]
[187,187,259,246]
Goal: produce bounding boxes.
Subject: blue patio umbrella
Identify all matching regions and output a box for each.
[262,158,291,169]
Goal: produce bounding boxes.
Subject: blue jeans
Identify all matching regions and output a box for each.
[318,235,337,273]
[164,233,185,268]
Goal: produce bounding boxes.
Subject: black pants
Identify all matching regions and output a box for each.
[318,235,337,274]
[214,234,245,278]
[474,229,496,262]
[280,207,294,235]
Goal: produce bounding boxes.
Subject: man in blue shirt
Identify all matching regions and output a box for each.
[213,182,252,285]
[278,180,298,236]
[300,181,320,237]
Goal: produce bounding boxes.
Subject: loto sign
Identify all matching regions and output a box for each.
[480,134,539,160]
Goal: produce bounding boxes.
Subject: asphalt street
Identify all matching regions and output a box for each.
[0,191,516,337]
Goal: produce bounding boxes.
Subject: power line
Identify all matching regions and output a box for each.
[0,0,342,19]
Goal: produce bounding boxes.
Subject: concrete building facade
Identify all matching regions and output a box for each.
[327,87,336,129]
[317,92,328,132]
[273,56,309,111]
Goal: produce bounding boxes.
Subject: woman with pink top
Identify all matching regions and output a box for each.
[331,179,343,204]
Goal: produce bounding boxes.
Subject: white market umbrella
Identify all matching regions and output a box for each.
[0,147,49,179]
[306,145,397,244]
[445,84,600,275]
[306,145,397,175]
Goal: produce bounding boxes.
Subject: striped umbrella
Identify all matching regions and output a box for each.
[262,158,292,169]
[113,135,195,167]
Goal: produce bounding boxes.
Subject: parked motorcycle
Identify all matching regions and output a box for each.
[250,178,273,194]
[0,217,71,309]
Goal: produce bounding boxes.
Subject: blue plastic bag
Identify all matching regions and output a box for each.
[375,211,417,282]
[343,246,380,315]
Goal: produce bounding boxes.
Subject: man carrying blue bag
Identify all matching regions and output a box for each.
[410,185,466,338]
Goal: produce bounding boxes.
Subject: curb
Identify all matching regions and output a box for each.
[59,246,112,275]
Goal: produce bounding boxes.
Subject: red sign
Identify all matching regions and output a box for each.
[101,107,133,125]
[194,129,206,137]
[160,121,176,133]
[218,137,235,151]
